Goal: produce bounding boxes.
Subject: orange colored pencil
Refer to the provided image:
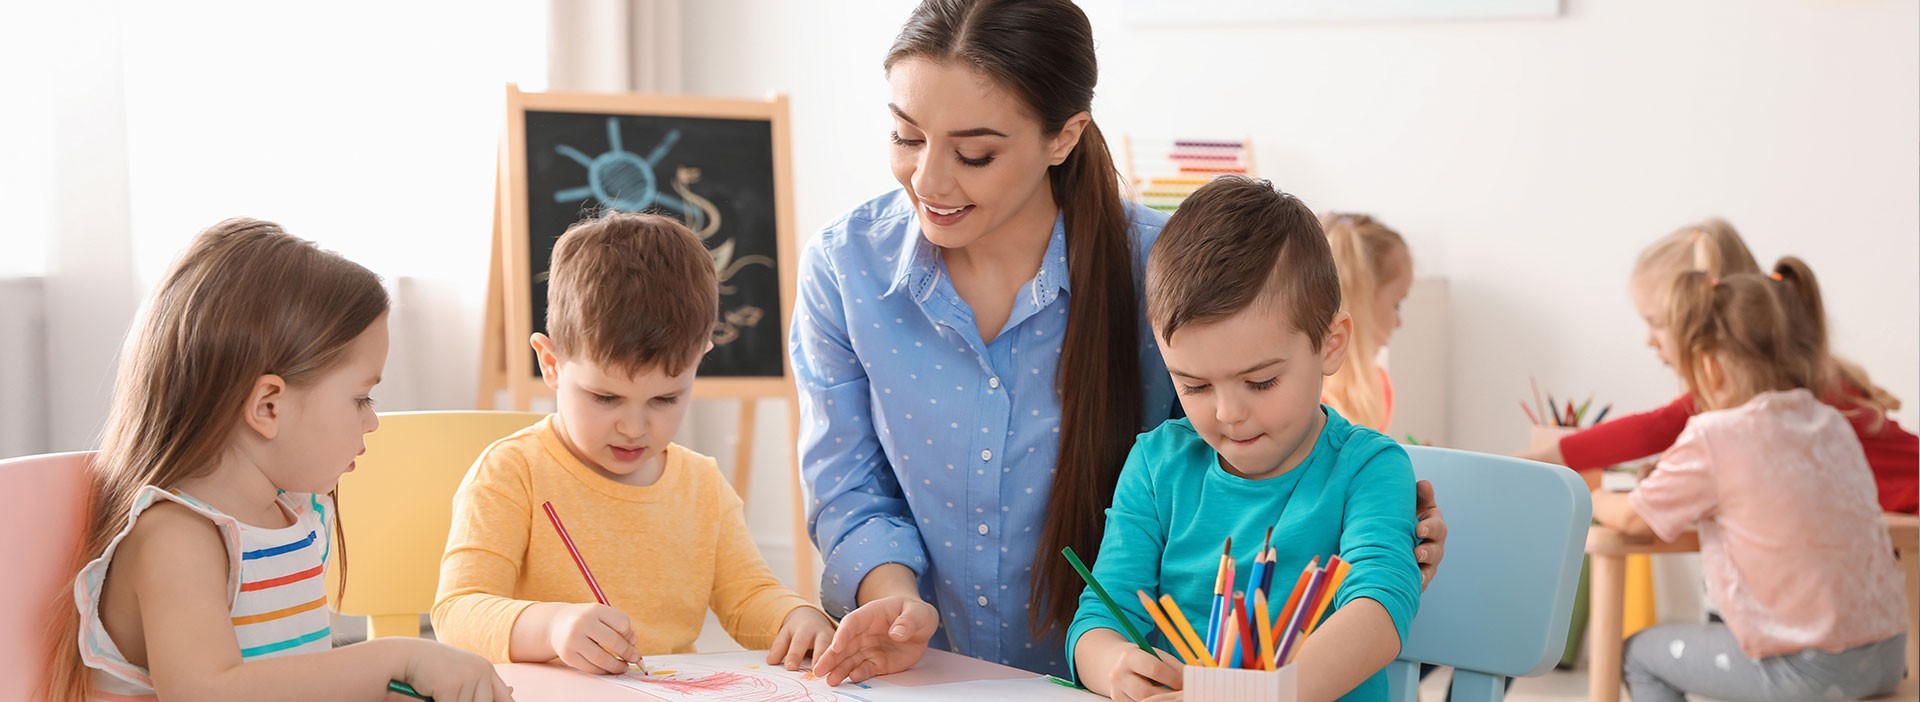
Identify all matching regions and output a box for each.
[1159,594,1216,667]
[1139,591,1201,666]
[1301,558,1353,640]
[1255,589,1275,671]
[1221,613,1240,669]
[1273,557,1317,633]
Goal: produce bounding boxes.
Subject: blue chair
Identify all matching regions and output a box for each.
[1387,446,1592,702]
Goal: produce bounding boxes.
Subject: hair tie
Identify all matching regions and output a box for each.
[1769,271,1784,282]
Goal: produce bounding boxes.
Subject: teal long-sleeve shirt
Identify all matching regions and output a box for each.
[1066,407,1421,701]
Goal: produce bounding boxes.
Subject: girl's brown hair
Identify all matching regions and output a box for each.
[1638,219,1898,423]
[1320,213,1410,431]
[1667,257,1827,411]
[887,0,1142,636]
[45,218,387,700]
[1632,218,1762,284]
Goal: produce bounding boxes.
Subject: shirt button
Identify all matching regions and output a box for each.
[977,596,989,607]
[989,376,1001,389]
[980,449,993,461]
[978,523,989,535]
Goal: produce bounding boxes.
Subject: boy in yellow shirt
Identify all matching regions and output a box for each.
[432,212,834,674]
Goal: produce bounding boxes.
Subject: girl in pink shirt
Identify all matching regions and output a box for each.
[1591,257,1907,702]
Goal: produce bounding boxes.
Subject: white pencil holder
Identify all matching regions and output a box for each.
[1184,663,1297,701]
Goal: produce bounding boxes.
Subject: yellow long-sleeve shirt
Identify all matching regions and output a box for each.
[431,416,814,661]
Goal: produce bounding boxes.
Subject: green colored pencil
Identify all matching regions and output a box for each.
[389,681,431,700]
[1062,546,1154,654]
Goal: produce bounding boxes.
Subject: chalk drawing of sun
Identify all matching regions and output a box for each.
[553,117,690,216]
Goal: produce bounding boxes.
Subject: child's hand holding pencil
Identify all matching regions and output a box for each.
[1103,641,1186,702]
[545,603,643,675]
[539,501,644,675]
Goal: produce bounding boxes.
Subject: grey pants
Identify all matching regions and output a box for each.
[1624,623,1905,702]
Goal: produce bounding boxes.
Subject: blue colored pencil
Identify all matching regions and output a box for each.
[1206,539,1230,654]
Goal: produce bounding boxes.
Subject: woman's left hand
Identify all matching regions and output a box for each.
[809,595,940,686]
[1414,479,1448,590]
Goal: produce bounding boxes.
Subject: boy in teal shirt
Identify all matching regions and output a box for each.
[1069,177,1421,702]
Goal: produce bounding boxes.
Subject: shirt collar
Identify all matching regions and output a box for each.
[882,212,1073,305]
[1031,212,1071,307]
[882,219,941,301]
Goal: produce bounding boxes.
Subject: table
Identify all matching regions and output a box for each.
[495,648,1097,701]
[1584,514,1919,702]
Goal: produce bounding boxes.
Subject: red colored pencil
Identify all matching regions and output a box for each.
[542,501,609,606]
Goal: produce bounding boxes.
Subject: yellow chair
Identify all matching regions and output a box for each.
[327,411,545,638]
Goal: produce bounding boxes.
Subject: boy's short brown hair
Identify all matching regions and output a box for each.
[546,211,717,377]
[1146,176,1341,348]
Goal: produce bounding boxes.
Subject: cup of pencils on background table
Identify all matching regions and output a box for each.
[1524,378,1610,488]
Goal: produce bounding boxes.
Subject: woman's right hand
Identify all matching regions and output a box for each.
[809,595,940,686]
[398,638,516,702]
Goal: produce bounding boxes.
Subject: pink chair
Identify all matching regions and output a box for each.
[0,451,94,702]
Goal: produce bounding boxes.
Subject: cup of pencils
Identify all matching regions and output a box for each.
[1062,535,1351,702]
[1523,382,1609,489]
[1183,539,1346,702]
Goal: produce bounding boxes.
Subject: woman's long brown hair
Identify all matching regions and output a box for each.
[45,218,387,700]
[887,0,1143,637]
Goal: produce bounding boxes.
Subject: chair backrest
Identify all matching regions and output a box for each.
[328,411,545,638]
[1387,447,1593,702]
[0,451,94,702]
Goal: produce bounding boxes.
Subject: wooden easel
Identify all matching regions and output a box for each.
[477,86,815,600]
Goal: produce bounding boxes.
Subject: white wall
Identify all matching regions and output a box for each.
[6,1,552,458]
[680,0,1920,454]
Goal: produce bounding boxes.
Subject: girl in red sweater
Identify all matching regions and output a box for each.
[1518,218,1916,514]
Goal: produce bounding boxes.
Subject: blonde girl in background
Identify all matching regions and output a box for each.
[45,219,511,701]
[1320,213,1413,433]
[1523,219,1916,514]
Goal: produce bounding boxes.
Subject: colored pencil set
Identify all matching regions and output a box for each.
[1063,528,1352,675]
[1523,376,1610,428]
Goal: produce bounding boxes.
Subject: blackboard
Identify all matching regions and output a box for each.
[499,87,796,405]
[524,110,782,378]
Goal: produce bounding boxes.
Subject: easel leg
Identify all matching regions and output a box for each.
[733,400,757,502]
[788,398,817,602]
[478,153,508,409]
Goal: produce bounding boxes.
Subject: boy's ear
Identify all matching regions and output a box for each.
[1319,311,1352,376]
[1048,111,1091,166]
[241,374,288,440]
[530,333,563,391]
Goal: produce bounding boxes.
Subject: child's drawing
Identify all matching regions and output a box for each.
[601,660,849,702]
